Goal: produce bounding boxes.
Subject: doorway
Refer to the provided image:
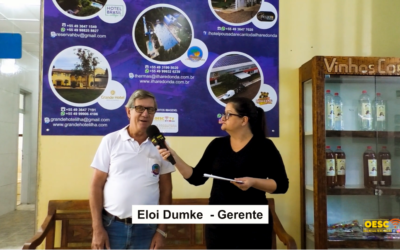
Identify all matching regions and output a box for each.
[17,93,25,205]
[17,90,37,206]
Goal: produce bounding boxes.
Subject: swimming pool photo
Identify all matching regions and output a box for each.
[54,0,107,17]
[133,6,193,62]
[154,24,178,51]
[91,2,104,9]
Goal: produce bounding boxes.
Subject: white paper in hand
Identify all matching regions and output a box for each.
[203,173,243,184]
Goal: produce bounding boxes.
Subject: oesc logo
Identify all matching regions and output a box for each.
[363,219,391,232]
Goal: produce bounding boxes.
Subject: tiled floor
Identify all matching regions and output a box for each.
[0,204,35,249]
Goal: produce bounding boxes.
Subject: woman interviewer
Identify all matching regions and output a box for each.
[158,97,289,249]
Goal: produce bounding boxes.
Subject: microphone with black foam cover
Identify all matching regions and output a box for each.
[146,125,176,165]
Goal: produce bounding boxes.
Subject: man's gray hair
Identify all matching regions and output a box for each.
[125,89,158,109]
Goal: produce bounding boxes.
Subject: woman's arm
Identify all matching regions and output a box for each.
[231,177,277,193]
[232,139,289,194]
[158,138,220,186]
[158,146,193,179]
[266,140,289,194]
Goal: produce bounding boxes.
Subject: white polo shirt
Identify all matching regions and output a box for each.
[91,125,175,218]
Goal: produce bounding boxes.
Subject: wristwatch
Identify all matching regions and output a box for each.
[156,228,167,238]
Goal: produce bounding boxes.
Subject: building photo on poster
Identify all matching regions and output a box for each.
[41,0,279,136]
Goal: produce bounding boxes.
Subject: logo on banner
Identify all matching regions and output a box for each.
[154,116,176,123]
[44,117,50,124]
[51,32,57,38]
[152,113,179,133]
[101,90,124,100]
[152,164,160,177]
[105,6,124,16]
[257,12,275,22]
[256,92,273,105]
[187,46,203,62]
[363,219,400,233]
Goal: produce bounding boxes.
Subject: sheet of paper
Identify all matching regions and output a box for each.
[203,173,243,184]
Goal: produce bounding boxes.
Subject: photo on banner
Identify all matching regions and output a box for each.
[41,0,279,136]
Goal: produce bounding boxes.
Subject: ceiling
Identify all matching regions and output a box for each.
[0,1,41,60]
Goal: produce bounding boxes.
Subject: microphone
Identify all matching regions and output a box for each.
[146,125,176,165]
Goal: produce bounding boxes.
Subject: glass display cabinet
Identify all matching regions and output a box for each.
[299,56,400,249]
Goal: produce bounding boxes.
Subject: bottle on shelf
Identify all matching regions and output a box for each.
[374,93,386,131]
[358,90,374,131]
[363,146,378,187]
[326,146,336,188]
[325,90,334,130]
[378,146,391,187]
[334,146,346,186]
[333,92,343,130]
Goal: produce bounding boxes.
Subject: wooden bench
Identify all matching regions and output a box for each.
[23,198,297,249]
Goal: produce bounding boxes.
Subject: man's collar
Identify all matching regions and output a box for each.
[119,125,150,143]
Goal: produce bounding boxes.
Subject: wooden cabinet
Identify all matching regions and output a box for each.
[299,56,400,249]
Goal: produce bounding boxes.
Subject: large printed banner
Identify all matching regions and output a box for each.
[42,0,279,136]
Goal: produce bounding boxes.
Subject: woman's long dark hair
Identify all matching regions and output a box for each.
[228,97,268,137]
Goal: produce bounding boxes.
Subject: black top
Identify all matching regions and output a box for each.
[186,136,289,205]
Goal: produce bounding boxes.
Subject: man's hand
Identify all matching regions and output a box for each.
[150,232,165,249]
[91,227,110,249]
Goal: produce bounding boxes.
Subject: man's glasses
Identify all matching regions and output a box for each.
[131,105,157,114]
[221,112,243,120]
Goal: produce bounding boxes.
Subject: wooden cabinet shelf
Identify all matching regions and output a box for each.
[326,130,400,138]
[328,240,400,249]
[327,185,400,195]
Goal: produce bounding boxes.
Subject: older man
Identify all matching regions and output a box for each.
[90,89,174,249]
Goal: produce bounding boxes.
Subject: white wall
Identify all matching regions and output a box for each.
[0,69,19,215]
[0,50,39,216]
